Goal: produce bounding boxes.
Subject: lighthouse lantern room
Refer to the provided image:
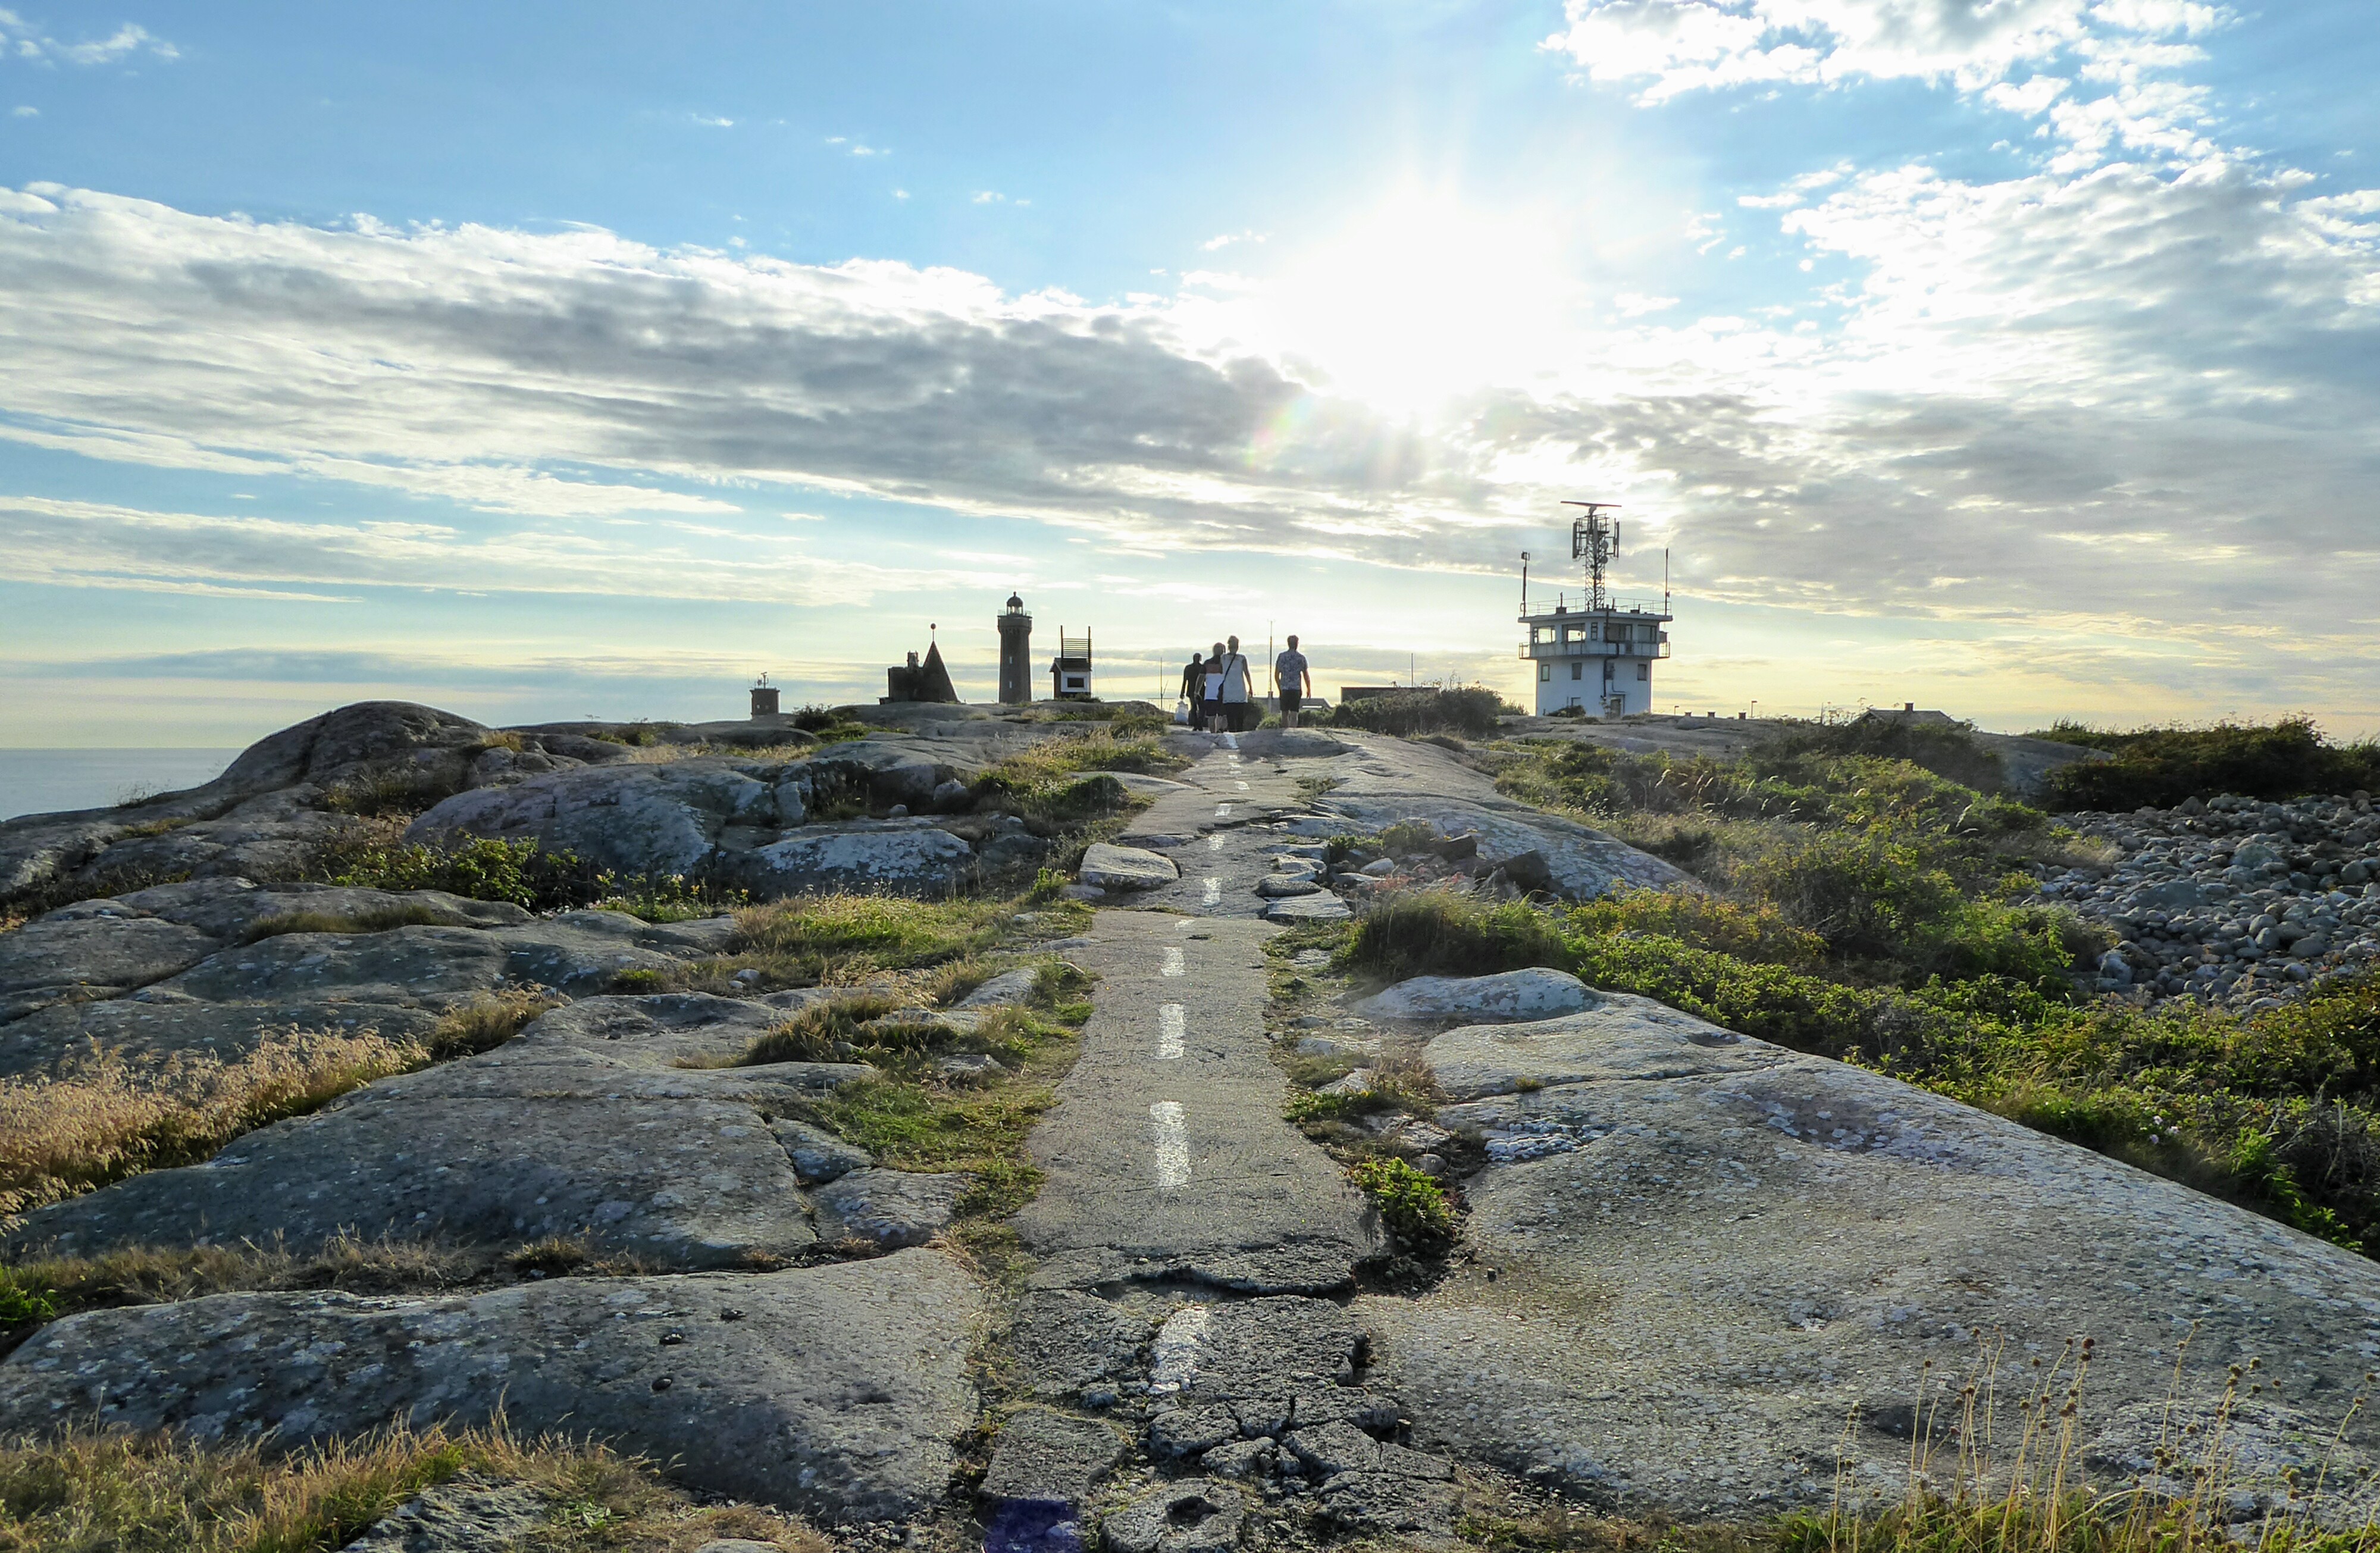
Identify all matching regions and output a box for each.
[1518,502,1672,718]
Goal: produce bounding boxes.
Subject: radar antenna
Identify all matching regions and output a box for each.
[1562,501,1621,612]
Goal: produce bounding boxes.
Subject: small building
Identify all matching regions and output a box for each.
[997,594,1034,706]
[1520,600,1671,716]
[749,675,781,719]
[1517,501,1672,718]
[883,641,959,704]
[1050,628,1093,700]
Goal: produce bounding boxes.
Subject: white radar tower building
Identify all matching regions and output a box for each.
[1518,502,1672,718]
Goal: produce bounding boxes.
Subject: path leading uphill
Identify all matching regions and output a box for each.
[1012,909,1380,1291]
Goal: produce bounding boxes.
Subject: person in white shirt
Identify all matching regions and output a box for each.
[1201,642,1228,732]
[1274,635,1311,728]
[1220,635,1254,732]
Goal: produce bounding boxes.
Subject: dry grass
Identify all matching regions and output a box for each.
[0,1033,425,1216]
[0,1416,827,1553]
[424,989,562,1060]
[239,904,453,944]
[0,1236,482,1355]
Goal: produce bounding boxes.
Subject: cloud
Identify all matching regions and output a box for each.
[0,172,2375,713]
[10,104,32,115]
[1202,230,1267,251]
[1543,0,2225,170]
[1612,291,1680,315]
[0,12,177,65]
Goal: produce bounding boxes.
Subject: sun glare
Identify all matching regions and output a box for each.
[1258,191,1584,414]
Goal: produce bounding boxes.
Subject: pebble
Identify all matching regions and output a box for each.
[2031,791,2380,1012]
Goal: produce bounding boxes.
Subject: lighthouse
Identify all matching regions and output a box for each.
[997,593,1033,705]
[1518,502,1671,718]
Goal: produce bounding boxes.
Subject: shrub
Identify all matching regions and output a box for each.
[1343,893,1573,981]
[321,764,470,818]
[1349,1157,1456,1247]
[1329,687,1511,739]
[1754,715,2008,793]
[1564,887,1826,970]
[324,836,597,912]
[2038,716,2380,810]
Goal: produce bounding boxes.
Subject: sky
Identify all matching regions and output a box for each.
[2,0,2376,748]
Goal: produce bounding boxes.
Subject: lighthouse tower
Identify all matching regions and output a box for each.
[1518,502,1671,718]
[997,593,1034,705]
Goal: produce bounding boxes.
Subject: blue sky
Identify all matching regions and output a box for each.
[2,0,2376,746]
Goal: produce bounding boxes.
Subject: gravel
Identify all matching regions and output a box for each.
[2031,791,2380,1010]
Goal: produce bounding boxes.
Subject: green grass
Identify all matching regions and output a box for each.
[758,961,1097,1226]
[239,904,453,943]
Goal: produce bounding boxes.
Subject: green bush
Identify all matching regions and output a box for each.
[1753,715,2008,793]
[1349,1157,1456,1247]
[1328,688,1512,739]
[1344,894,1573,980]
[327,837,597,912]
[2036,716,2380,810]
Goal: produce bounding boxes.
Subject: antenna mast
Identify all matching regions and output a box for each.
[1562,500,1621,612]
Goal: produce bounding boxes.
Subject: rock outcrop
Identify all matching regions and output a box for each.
[7,994,869,1266]
[1357,995,2380,1517]
[0,703,631,901]
[0,1249,983,1523]
[0,876,733,1069]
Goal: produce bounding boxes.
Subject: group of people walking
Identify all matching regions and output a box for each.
[1179,634,1313,733]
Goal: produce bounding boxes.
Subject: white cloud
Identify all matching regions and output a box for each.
[1613,291,1680,315]
[10,104,32,115]
[972,190,1004,203]
[1543,0,2229,171]
[691,114,733,128]
[0,12,178,66]
[1202,229,1267,251]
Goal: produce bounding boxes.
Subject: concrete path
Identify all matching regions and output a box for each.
[1012,909,1381,1292]
[1123,732,1326,919]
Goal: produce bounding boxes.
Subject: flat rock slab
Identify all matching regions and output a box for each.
[1078,844,1179,891]
[1355,968,1591,1025]
[340,1474,547,1552]
[1099,1480,1245,1553]
[981,1407,1128,1505]
[734,821,978,899]
[1010,1290,1153,1401]
[1260,895,1350,923]
[1420,992,1781,1102]
[1012,913,1382,1293]
[7,995,870,1266]
[813,1168,973,1249]
[0,1250,982,1523]
[1359,995,2380,1517]
[1309,735,1691,900]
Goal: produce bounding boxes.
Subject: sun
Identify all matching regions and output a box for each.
[1257,189,1585,415]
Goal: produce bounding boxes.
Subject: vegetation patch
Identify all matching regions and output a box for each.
[0,1417,825,1553]
[1328,687,1516,740]
[318,829,747,922]
[1332,884,2380,1254]
[656,892,1087,996]
[1349,1156,1456,1248]
[0,1033,425,1217]
[2033,715,2380,811]
[239,903,453,944]
[776,965,1094,1229]
[425,990,562,1061]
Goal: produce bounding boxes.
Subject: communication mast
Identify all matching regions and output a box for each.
[1564,500,1621,613]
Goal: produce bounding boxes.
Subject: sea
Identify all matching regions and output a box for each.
[0,749,243,823]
